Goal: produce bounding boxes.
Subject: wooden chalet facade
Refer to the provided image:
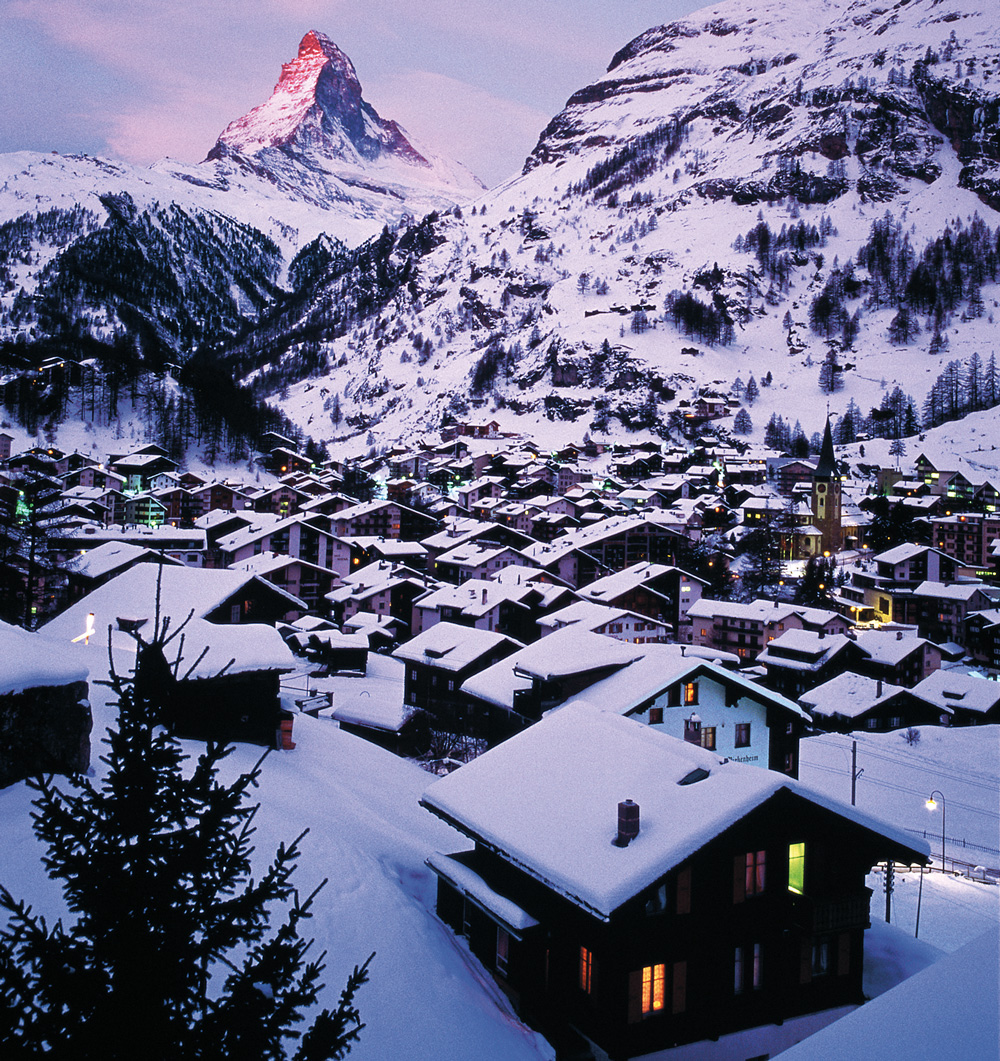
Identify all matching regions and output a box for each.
[422,707,926,1060]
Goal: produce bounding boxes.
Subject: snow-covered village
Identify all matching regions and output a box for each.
[1,1,998,1059]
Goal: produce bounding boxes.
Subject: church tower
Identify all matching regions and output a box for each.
[812,418,842,554]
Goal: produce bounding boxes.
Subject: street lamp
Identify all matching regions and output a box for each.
[926,790,946,872]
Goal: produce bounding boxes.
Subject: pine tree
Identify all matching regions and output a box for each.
[889,437,907,468]
[818,348,844,393]
[745,375,759,405]
[795,555,835,606]
[0,622,371,1060]
[733,408,753,434]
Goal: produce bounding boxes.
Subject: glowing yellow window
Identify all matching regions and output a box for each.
[642,963,665,1014]
[788,842,805,894]
[684,681,698,706]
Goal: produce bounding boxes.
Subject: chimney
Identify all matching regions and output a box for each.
[615,800,640,847]
[819,629,825,639]
[482,587,488,605]
[876,679,883,698]
[896,630,903,641]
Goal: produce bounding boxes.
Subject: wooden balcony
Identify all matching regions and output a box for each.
[790,889,872,934]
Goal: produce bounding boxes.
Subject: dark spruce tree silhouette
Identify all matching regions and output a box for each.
[0,607,372,1061]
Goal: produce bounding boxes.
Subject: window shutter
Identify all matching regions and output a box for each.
[672,960,687,1014]
[733,855,746,904]
[627,970,644,1024]
[837,932,851,976]
[799,939,813,984]
[676,866,692,915]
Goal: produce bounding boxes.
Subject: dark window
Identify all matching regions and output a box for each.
[649,706,664,725]
[496,927,510,977]
[735,722,751,747]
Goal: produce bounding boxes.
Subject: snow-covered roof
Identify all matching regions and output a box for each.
[522,512,682,565]
[64,541,181,580]
[427,853,539,935]
[911,670,1000,715]
[326,562,426,603]
[0,620,89,696]
[799,672,908,719]
[568,646,806,720]
[578,561,705,601]
[461,627,643,710]
[413,578,536,619]
[853,629,930,666]
[434,540,526,567]
[339,536,427,558]
[332,689,414,733]
[758,630,853,670]
[43,565,303,641]
[687,597,844,627]
[537,600,640,633]
[39,567,301,680]
[874,543,937,565]
[393,621,520,673]
[422,704,926,920]
[912,581,989,602]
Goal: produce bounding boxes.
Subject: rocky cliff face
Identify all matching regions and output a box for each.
[208,31,430,170]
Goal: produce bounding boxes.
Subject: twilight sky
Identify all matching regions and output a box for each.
[0,0,706,188]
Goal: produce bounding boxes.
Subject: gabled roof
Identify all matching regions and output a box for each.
[568,646,802,719]
[461,628,643,710]
[799,672,913,720]
[64,541,182,580]
[393,622,521,673]
[40,567,299,679]
[421,704,927,921]
[578,561,706,602]
[911,670,1000,715]
[42,565,304,639]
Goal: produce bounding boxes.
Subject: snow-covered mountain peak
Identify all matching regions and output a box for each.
[205,29,481,199]
[209,30,424,169]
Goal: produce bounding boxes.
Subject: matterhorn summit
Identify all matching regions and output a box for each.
[205,30,484,211]
[210,32,426,168]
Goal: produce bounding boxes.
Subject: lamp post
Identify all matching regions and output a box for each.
[926,790,946,872]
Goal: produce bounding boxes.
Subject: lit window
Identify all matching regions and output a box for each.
[642,964,665,1014]
[745,850,766,896]
[788,843,805,894]
[700,726,716,750]
[579,946,594,994]
[684,681,698,706]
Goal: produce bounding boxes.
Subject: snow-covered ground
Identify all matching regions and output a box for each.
[2,643,996,1059]
[0,647,552,1061]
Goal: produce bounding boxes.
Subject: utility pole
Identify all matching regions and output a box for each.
[851,740,864,806]
[884,861,894,923]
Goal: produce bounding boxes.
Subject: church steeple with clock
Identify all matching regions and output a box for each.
[812,418,842,554]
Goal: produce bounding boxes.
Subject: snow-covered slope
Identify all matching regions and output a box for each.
[234,0,999,458]
[0,651,552,1061]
